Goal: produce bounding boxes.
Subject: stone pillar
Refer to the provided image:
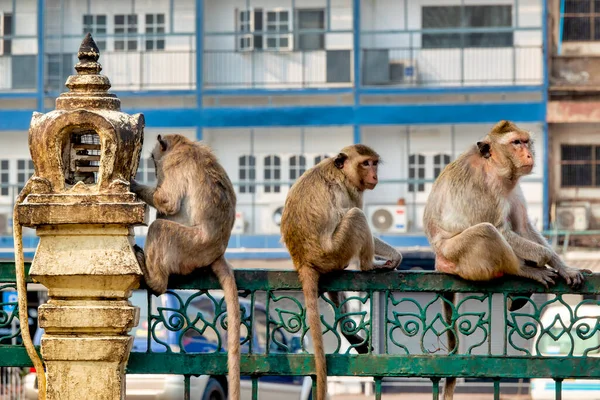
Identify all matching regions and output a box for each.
[16,34,147,400]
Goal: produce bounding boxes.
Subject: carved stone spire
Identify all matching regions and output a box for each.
[56,33,120,111]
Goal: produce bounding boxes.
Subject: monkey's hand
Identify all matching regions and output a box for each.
[557,266,590,289]
[130,179,141,194]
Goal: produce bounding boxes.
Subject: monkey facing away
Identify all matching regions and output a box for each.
[422,120,590,400]
[130,134,241,400]
[280,144,403,400]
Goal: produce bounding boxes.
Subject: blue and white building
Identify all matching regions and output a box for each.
[0,0,548,260]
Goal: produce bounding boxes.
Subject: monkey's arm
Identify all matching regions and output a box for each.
[501,228,553,267]
[130,179,158,208]
[373,237,402,269]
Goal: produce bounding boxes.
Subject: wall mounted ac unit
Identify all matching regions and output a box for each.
[367,205,407,234]
[0,213,8,234]
[556,205,590,231]
[389,59,418,84]
[232,211,245,234]
[261,203,285,234]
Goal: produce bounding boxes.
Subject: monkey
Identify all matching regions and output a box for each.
[280,144,403,400]
[130,134,241,400]
[422,120,591,400]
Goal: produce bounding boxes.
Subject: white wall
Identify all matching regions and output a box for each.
[28,0,543,90]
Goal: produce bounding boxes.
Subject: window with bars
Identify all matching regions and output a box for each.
[0,160,8,196]
[115,14,138,51]
[560,144,600,187]
[239,155,256,194]
[145,14,165,51]
[289,155,306,181]
[264,155,281,193]
[135,158,156,184]
[17,159,34,193]
[562,0,600,41]
[433,154,451,178]
[314,154,329,165]
[422,5,513,48]
[408,154,426,192]
[83,14,106,50]
[236,9,292,51]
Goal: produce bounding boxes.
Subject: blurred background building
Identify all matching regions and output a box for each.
[0,0,595,271]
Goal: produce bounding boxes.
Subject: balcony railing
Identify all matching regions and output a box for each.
[1,262,599,399]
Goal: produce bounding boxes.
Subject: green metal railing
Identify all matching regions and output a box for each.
[1,261,600,399]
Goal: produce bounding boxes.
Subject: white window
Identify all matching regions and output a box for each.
[83,14,106,50]
[289,155,306,181]
[236,9,292,51]
[408,154,426,192]
[17,159,34,193]
[264,155,281,193]
[145,14,165,51]
[433,154,451,179]
[0,12,13,55]
[115,14,138,51]
[265,10,291,50]
[135,158,156,184]
[239,155,256,194]
[0,160,9,196]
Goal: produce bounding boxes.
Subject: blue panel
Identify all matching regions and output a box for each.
[195,0,203,109]
[359,85,544,95]
[0,92,38,99]
[203,88,353,96]
[0,110,34,130]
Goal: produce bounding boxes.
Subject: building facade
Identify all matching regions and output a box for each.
[0,0,547,259]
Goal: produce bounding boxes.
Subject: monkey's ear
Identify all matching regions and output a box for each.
[477,141,491,159]
[157,135,167,152]
[334,153,348,169]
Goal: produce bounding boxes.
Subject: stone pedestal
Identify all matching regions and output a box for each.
[19,34,147,400]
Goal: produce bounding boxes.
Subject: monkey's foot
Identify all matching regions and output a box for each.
[373,256,402,270]
[558,266,590,289]
[507,293,533,311]
[521,266,557,288]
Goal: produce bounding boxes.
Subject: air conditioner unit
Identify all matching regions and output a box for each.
[556,205,590,231]
[261,203,285,234]
[367,205,407,234]
[389,59,418,84]
[232,211,245,234]
[0,214,8,234]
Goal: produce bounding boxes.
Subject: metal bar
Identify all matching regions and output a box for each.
[542,0,550,231]
[252,376,258,400]
[353,125,360,144]
[195,0,204,105]
[555,378,562,400]
[374,376,382,400]
[36,0,45,111]
[493,378,500,400]
[184,375,191,400]
[170,0,174,34]
[431,377,440,400]
[146,291,152,353]
[326,0,331,31]
[352,0,360,99]
[125,353,600,378]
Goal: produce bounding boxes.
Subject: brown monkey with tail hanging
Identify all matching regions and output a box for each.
[131,134,241,400]
[423,120,590,399]
[280,144,403,400]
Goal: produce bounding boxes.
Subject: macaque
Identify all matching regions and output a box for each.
[131,134,241,400]
[280,144,403,400]
[423,120,590,399]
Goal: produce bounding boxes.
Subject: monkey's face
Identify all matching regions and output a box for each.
[503,132,535,176]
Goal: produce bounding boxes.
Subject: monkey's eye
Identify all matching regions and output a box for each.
[373,160,379,166]
[362,160,370,167]
[512,139,521,145]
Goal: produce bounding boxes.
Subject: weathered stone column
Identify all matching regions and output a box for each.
[16,34,147,400]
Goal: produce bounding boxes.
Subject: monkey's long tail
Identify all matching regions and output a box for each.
[13,181,47,400]
[299,267,327,400]
[212,258,241,400]
[442,292,457,400]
